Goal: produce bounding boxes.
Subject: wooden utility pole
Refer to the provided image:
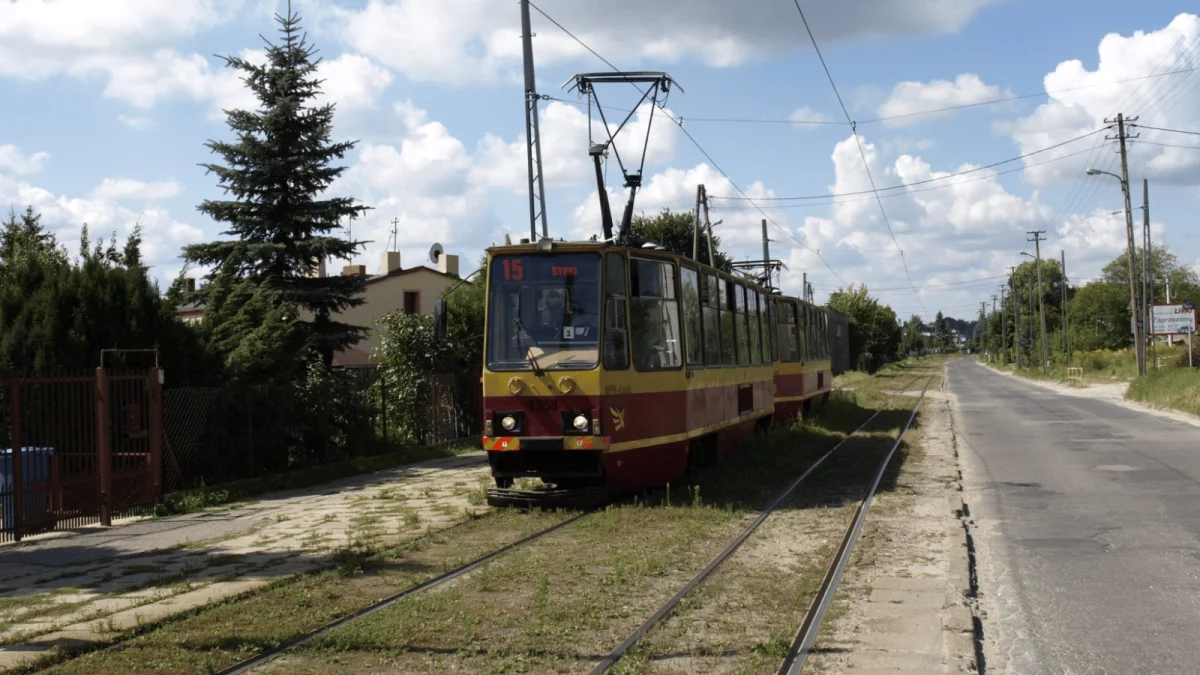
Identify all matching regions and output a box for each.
[1029,231,1049,375]
[1107,112,1145,375]
[1028,277,1035,362]
[1144,178,1156,369]
[1000,287,1008,364]
[1010,267,1021,368]
[1061,250,1070,363]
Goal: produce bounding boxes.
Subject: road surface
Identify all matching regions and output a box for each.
[947,360,1200,675]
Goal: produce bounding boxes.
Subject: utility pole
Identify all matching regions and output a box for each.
[1144,178,1156,369]
[1107,112,1145,375]
[520,0,549,241]
[702,187,715,268]
[1061,250,1070,363]
[981,301,988,359]
[1000,287,1008,364]
[1028,277,1035,363]
[1028,231,1050,375]
[692,184,703,261]
[1010,267,1020,368]
[390,218,400,251]
[761,219,771,288]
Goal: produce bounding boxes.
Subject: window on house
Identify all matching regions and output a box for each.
[404,291,419,314]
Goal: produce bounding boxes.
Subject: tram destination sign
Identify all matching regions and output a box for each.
[1150,304,1198,336]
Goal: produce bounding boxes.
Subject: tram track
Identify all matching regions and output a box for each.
[588,375,933,675]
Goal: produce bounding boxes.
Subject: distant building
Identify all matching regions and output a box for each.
[175,250,461,366]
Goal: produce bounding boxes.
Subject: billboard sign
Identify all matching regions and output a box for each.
[1150,304,1198,336]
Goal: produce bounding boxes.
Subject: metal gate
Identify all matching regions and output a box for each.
[0,368,162,542]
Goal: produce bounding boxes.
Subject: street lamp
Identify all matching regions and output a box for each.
[1086,167,1145,375]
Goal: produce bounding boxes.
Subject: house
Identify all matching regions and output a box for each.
[175,250,462,366]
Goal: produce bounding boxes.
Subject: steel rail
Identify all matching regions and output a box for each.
[776,376,933,675]
[588,377,926,675]
[215,512,588,675]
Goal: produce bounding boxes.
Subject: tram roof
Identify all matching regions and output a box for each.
[484,240,825,309]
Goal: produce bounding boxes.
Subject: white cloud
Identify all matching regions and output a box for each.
[335,0,1000,83]
[789,107,836,127]
[1010,13,1200,186]
[314,53,395,113]
[470,101,681,194]
[877,74,1009,126]
[0,146,49,176]
[90,178,183,203]
[1,163,203,282]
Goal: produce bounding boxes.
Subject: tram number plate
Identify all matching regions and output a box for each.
[530,400,559,412]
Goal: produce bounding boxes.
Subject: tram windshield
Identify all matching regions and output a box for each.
[487,253,602,371]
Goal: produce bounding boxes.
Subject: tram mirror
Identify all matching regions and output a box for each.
[433,299,448,339]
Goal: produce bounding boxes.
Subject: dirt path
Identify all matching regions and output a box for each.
[808,379,978,674]
[0,452,489,671]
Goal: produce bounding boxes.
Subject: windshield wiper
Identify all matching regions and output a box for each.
[512,315,544,376]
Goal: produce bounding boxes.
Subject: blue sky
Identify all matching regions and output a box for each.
[2,0,1198,322]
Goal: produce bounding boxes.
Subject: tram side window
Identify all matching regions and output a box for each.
[719,278,736,365]
[778,300,799,362]
[808,307,817,360]
[820,311,829,359]
[629,258,682,371]
[604,253,629,370]
[798,305,810,361]
[748,291,762,364]
[702,274,722,365]
[734,284,750,366]
[681,266,703,367]
[763,293,776,363]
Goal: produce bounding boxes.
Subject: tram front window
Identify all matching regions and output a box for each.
[487,253,602,371]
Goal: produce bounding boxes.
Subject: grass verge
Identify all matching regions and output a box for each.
[1126,366,1200,417]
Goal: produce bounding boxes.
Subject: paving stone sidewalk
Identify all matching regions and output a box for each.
[0,451,489,671]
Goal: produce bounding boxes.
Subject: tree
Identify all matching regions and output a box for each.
[1102,243,1200,299]
[900,314,924,357]
[1069,281,1131,352]
[627,209,733,271]
[933,311,951,349]
[828,284,901,372]
[183,4,369,366]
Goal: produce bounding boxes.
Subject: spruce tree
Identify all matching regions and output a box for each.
[184,3,369,365]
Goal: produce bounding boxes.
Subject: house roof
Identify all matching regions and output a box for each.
[364,264,459,286]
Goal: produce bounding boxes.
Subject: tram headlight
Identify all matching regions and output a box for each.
[572,414,589,431]
[501,415,517,431]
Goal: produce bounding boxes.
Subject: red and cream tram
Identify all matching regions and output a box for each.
[479,240,832,505]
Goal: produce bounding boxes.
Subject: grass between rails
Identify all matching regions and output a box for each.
[31,358,942,675]
[27,509,571,675]
[156,441,479,516]
[609,394,924,675]
[246,368,935,674]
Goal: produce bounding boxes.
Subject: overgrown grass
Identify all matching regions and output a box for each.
[155,440,478,517]
[1126,366,1200,417]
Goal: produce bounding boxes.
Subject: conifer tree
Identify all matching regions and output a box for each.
[184,2,369,365]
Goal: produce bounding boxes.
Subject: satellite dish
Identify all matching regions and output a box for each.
[429,242,444,264]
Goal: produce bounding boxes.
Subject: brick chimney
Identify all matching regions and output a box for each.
[342,264,367,277]
[380,250,401,274]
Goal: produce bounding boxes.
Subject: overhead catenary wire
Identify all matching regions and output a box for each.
[527,0,852,287]
[710,128,1107,202]
[788,0,921,306]
[711,144,1107,211]
[1135,124,1200,137]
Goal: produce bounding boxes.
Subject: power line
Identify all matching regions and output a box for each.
[710,144,1106,210]
[812,274,1009,293]
[1135,140,1200,150]
[788,0,921,306]
[1136,124,1200,137]
[710,128,1107,202]
[528,0,851,288]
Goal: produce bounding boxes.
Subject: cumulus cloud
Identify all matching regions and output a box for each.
[334,0,1000,83]
[1009,13,1200,186]
[877,74,1010,126]
[0,146,49,176]
[0,154,203,282]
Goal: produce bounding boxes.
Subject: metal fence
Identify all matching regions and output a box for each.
[0,368,162,542]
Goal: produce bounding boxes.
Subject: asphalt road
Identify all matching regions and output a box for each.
[947,359,1200,675]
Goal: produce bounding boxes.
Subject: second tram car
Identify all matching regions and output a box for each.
[480,239,832,505]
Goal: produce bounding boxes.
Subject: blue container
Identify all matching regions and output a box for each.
[1,447,55,531]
